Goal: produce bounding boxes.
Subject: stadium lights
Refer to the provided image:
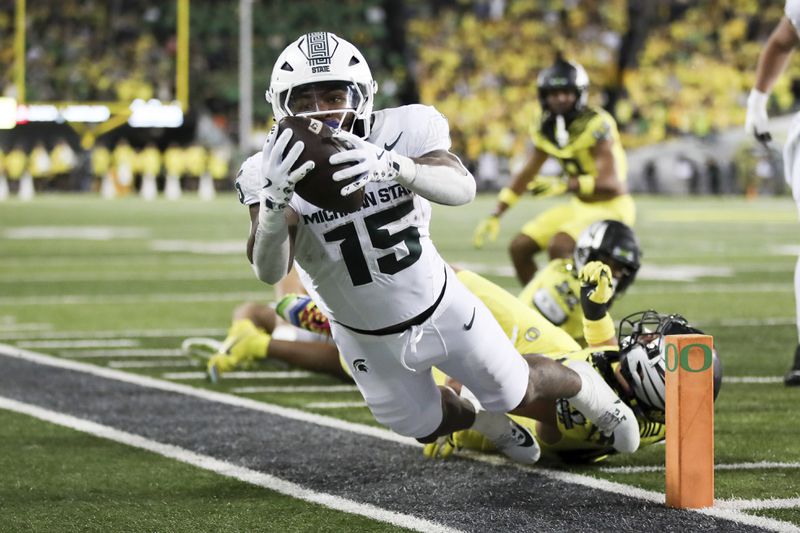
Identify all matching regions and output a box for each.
[128,99,184,128]
[15,103,111,124]
[1,99,183,128]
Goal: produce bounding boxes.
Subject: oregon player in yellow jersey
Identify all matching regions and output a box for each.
[427,263,722,464]
[473,57,636,286]
[518,219,641,344]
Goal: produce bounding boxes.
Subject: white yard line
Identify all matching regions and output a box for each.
[306,401,367,409]
[716,498,800,511]
[634,284,793,294]
[163,370,313,380]
[61,349,185,358]
[0,396,459,533]
[17,339,140,349]
[0,323,53,332]
[706,317,797,327]
[110,360,200,369]
[0,292,265,306]
[0,327,228,341]
[723,376,784,384]
[600,461,800,474]
[0,344,796,533]
[232,385,359,394]
[0,272,254,283]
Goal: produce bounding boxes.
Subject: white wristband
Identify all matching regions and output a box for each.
[748,88,769,107]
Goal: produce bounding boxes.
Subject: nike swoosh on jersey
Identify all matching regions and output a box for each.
[463,308,476,330]
[263,178,272,188]
[384,132,403,151]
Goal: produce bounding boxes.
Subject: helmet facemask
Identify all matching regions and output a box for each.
[616,310,720,422]
[277,80,367,131]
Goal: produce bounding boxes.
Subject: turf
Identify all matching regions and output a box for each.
[0,410,412,533]
[0,193,798,530]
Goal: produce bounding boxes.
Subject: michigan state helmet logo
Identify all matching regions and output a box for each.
[352,358,369,373]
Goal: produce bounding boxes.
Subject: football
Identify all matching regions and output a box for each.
[277,116,365,213]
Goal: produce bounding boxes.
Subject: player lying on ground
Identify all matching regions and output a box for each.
[425,273,723,463]
[518,219,641,345]
[185,264,652,459]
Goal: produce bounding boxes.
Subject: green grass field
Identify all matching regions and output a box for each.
[1,194,799,531]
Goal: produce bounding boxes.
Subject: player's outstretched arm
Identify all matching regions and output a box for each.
[579,261,617,348]
[250,127,313,284]
[746,17,800,140]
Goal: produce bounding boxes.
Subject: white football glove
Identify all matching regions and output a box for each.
[260,125,315,211]
[745,89,771,142]
[329,129,404,196]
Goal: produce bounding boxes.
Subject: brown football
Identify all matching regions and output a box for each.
[277,116,364,213]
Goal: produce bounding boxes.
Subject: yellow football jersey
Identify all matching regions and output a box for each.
[531,106,627,183]
[456,270,580,357]
[452,346,664,463]
[513,347,664,463]
[517,258,584,344]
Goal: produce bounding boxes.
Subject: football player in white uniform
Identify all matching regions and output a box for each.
[236,31,640,462]
[745,0,800,386]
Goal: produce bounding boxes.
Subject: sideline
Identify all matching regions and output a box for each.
[1,343,797,533]
[0,396,459,533]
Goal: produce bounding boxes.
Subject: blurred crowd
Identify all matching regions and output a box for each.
[408,0,792,160]
[0,139,232,200]
[1,0,797,195]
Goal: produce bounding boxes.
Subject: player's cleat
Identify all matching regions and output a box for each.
[785,345,800,387]
[472,411,541,464]
[567,360,640,453]
[275,294,331,335]
[206,319,270,382]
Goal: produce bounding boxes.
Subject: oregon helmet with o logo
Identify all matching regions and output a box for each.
[617,310,722,417]
[536,57,589,115]
[574,220,641,295]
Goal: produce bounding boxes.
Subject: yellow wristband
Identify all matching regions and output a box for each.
[577,175,595,196]
[497,187,520,207]
[582,313,615,345]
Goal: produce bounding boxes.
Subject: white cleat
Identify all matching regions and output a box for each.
[567,360,640,453]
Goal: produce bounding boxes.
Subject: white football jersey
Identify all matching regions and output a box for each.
[236,104,456,329]
[787,0,800,33]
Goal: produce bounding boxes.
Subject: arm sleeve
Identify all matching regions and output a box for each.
[251,198,291,284]
[396,105,476,205]
[395,160,476,206]
[787,0,800,32]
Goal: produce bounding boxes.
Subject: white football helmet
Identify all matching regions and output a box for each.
[266,32,378,138]
[618,310,722,414]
